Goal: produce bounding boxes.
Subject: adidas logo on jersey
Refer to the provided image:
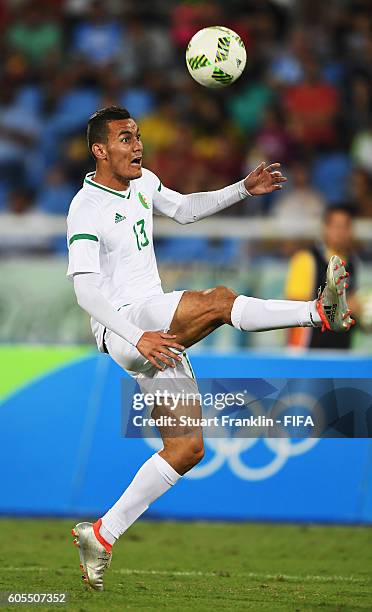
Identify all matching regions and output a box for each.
[115,212,126,223]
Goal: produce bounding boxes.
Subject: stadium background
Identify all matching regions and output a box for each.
[0,1,372,605]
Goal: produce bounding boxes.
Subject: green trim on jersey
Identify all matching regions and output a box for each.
[157,181,162,192]
[183,352,196,380]
[69,233,98,246]
[84,173,131,199]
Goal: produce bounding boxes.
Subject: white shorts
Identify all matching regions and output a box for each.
[104,291,199,395]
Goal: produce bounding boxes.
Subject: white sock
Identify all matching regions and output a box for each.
[99,522,116,546]
[231,295,321,332]
[101,453,181,541]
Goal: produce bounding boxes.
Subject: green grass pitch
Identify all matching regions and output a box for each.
[0,519,371,611]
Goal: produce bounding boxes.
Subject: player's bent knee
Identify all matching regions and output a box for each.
[207,285,237,324]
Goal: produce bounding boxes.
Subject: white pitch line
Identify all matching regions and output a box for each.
[1,567,369,584]
[114,569,368,584]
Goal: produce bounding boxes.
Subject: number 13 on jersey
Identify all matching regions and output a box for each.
[133,219,149,251]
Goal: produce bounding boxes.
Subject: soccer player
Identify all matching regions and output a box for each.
[68,106,353,590]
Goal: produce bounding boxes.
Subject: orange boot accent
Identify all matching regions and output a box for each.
[93,518,112,553]
[316,298,331,333]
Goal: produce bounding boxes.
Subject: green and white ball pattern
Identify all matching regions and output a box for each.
[186,26,247,88]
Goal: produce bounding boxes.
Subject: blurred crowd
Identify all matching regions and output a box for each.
[0,0,371,224]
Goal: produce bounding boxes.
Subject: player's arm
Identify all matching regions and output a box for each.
[73,273,184,370]
[285,250,316,348]
[152,162,286,224]
[73,272,144,346]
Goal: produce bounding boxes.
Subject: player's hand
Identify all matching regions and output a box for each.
[244,162,287,195]
[136,332,185,371]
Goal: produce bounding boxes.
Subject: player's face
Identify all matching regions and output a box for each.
[106,119,143,180]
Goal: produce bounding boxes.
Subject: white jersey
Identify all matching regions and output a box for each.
[67,167,248,350]
[67,168,183,349]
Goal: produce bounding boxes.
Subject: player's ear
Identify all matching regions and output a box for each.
[92,142,107,160]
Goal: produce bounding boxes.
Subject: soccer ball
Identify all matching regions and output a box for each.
[186,26,247,88]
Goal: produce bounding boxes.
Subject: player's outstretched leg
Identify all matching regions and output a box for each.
[168,255,353,348]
